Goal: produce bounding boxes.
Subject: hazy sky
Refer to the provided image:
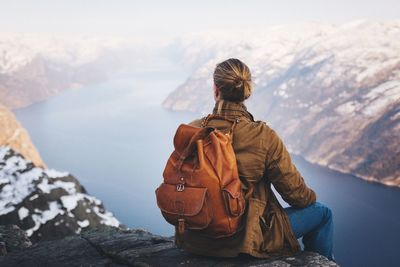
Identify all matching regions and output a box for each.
[1,0,399,40]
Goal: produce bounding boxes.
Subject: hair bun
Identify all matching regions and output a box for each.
[234,78,243,88]
[213,58,253,102]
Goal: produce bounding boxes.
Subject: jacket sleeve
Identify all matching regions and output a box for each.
[264,128,316,208]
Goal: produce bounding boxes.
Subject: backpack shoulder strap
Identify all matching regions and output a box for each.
[201,114,239,139]
[201,114,254,199]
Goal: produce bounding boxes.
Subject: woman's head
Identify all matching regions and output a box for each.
[213,58,252,102]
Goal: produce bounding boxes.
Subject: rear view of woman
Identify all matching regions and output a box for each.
[176,58,335,261]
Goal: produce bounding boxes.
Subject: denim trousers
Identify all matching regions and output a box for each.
[284,202,334,261]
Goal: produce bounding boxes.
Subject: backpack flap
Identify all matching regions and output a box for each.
[173,124,214,171]
[173,124,203,154]
[155,183,211,230]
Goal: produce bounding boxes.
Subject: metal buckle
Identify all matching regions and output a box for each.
[176,184,185,192]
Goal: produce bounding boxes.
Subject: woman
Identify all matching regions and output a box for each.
[176,58,335,261]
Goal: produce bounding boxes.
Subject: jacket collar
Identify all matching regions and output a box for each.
[212,100,255,122]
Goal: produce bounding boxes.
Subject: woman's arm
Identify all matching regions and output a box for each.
[264,128,317,208]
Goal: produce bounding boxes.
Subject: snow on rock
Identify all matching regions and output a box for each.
[0,146,122,242]
[44,169,69,179]
[18,207,29,220]
[77,219,90,228]
[60,195,81,211]
[26,201,63,237]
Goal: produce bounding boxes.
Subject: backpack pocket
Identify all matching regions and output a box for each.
[155,183,211,230]
[222,180,245,217]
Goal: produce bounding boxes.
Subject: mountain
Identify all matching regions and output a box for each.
[0,104,45,168]
[0,146,121,243]
[163,21,400,187]
[0,33,154,109]
[0,104,121,242]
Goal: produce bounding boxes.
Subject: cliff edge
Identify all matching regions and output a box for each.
[0,224,339,267]
[0,104,46,168]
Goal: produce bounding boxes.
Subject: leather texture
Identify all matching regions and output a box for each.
[156,121,246,238]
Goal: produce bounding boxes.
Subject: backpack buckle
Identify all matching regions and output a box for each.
[176,184,185,192]
[178,218,185,235]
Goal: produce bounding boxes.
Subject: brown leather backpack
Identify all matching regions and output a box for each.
[155,115,250,239]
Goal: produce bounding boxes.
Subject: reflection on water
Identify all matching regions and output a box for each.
[14,71,400,267]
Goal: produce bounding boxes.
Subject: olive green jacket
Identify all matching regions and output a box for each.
[174,100,317,258]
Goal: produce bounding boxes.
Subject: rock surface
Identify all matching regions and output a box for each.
[0,225,339,267]
[0,224,32,256]
[163,21,400,188]
[0,146,122,243]
[0,104,46,168]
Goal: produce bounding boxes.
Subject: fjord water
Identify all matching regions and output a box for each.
[14,70,400,267]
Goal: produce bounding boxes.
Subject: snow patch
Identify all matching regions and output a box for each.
[335,101,362,115]
[26,201,64,237]
[18,206,29,220]
[0,147,10,160]
[44,169,69,178]
[29,194,39,201]
[77,219,90,228]
[37,178,76,194]
[0,149,43,215]
[60,194,81,211]
[361,81,400,116]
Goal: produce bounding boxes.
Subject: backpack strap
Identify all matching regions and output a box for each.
[202,114,254,200]
[201,114,240,140]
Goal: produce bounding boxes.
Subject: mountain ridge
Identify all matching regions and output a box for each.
[0,32,158,109]
[163,20,400,188]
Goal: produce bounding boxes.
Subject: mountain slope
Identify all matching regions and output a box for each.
[0,104,45,168]
[0,33,149,109]
[0,146,121,243]
[163,21,400,187]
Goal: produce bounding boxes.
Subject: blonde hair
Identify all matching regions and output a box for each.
[213,58,252,102]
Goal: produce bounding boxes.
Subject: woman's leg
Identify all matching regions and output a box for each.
[284,202,334,260]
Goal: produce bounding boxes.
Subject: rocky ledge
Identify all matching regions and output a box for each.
[0,225,339,267]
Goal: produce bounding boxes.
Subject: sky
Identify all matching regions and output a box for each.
[1,0,399,40]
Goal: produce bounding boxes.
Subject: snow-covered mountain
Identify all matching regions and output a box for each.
[0,146,121,243]
[0,105,121,242]
[163,21,400,187]
[0,33,152,109]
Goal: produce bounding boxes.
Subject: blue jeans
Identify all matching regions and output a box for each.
[284,202,334,261]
